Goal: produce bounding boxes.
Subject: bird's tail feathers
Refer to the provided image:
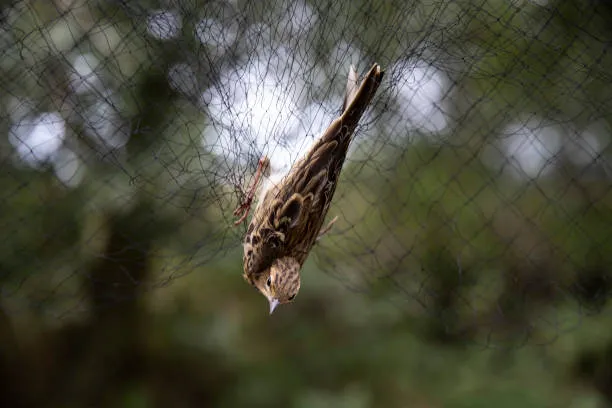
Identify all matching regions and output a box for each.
[342,63,384,121]
[342,65,360,112]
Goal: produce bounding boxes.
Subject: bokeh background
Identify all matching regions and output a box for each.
[2,0,612,406]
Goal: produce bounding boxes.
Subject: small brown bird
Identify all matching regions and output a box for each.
[234,63,384,314]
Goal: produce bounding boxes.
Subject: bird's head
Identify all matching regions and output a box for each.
[252,257,301,314]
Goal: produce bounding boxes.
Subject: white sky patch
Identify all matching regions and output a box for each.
[70,53,101,94]
[9,112,65,167]
[201,49,341,183]
[240,23,272,56]
[500,119,562,179]
[279,0,318,37]
[391,60,448,135]
[567,130,601,167]
[195,18,237,52]
[53,147,85,188]
[329,41,362,69]
[566,121,609,167]
[147,9,182,40]
[83,96,129,150]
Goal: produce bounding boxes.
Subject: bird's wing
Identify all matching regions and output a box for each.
[244,63,384,273]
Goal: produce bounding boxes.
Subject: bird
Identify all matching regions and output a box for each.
[234,63,384,314]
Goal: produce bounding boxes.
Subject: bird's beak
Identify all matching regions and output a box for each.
[269,298,280,315]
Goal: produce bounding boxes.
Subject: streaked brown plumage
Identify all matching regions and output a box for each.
[235,63,384,313]
[248,257,301,314]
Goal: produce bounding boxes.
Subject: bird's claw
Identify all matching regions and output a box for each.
[233,157,269,226]
[317,215,338,241]
[233,200,252,225]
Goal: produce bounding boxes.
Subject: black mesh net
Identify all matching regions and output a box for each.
[1,0,612,349]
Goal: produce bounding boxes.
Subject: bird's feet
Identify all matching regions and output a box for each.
[233,157,270,225]
[316,215,338,241]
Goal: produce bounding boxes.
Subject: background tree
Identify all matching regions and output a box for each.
[1,0,612,406]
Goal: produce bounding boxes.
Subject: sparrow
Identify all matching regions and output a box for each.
[234,63,384,314]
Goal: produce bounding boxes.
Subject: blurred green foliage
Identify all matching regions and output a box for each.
[1,0,612,407]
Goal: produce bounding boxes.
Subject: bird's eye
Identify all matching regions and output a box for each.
[266,277,271,287]
[288,294,296,301]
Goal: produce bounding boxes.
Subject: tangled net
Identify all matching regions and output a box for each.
[1,0,611,348]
